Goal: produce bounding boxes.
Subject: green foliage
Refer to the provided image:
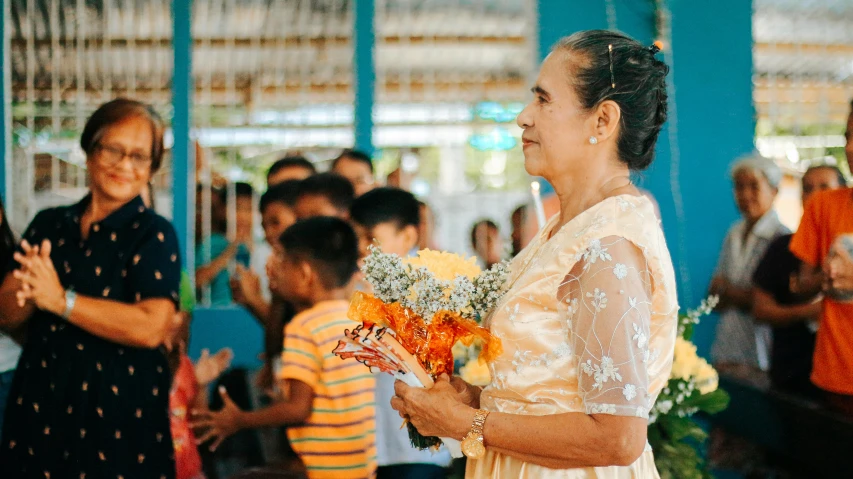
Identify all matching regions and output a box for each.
[649,295,727,478]
[683,388,730,415]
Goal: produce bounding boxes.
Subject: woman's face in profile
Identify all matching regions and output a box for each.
[87,116,153,205]
[516,52,593,180]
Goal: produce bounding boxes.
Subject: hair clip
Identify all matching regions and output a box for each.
[608,44,615,89]
[648,44,661,55]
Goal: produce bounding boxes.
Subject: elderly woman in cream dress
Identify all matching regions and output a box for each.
[391,30,678,478]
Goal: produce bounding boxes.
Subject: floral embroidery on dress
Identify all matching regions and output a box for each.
[564,235,662,418]
[589,403,618,414]
[613,263,628,279]
[623,384,638,401]
[586,288,608,311]
[582,356,623,391]
[575,238,612,266]
[479,195,678,440]
[632,323,648,349]
[552,342,571,359]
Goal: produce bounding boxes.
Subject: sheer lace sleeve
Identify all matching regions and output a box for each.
[562,236,654,418]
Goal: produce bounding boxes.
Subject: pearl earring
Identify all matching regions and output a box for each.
[589,136,598,145]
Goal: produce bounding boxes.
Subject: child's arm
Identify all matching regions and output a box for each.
[192,348,233,410]
[192,379,314,451]
[196,243,240,287]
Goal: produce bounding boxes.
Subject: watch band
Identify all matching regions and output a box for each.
[470,409,490,439]
[62,290,77,320]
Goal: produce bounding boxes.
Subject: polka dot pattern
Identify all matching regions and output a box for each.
[0,196,178,477]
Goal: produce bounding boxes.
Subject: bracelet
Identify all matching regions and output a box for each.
[62,290,77,320]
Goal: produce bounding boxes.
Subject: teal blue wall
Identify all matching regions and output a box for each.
[190,307,265,369]
[536,0,754,357]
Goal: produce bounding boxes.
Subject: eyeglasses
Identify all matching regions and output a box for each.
[95,143,152,170]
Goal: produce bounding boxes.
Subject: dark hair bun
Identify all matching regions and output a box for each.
[555,30,669,171]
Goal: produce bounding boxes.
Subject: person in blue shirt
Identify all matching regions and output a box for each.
[195,182,254,306]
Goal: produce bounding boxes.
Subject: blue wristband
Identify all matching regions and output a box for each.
[62,290,77,320]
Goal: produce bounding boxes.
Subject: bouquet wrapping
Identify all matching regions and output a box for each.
[333,247,507,456]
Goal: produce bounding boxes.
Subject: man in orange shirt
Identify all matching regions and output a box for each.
[790,100,853,415]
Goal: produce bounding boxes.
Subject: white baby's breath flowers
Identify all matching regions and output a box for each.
[361,245,508,324]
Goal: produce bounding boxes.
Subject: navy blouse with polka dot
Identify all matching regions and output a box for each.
[0,195,181,479]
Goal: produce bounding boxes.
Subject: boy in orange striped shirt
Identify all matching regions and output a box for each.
[194,217,376,478]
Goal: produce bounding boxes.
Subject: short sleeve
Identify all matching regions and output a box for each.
[563,236,654,418]
[279,320,321,390]
[127,219,181,306]
[790,195,823,267]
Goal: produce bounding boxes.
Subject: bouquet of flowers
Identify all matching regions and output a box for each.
[648,295,730,479]
[333,247,507,455]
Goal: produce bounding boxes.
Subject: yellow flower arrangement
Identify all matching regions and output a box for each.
[651,296,728,479]
[404,249,482,282]
[670,337,699,381]
[670,337,718,394]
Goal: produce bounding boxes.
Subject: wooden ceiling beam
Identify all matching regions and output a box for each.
[753,42,853,55]
[9,35,527,49]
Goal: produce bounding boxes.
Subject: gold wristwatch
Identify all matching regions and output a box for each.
[461,409,490,459]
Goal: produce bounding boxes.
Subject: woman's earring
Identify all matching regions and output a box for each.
[589,136,598,145]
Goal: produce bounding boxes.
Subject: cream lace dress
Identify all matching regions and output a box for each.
[466,195,678,478]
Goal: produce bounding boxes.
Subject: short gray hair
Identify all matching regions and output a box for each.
[730,153,782,189]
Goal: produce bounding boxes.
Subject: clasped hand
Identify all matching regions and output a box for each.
[13,240,65,315]
[389,374,478,440]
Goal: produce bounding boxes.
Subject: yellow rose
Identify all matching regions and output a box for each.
[459,358,491,387]
[694,360,719,394]
[670,337,699,381]
[405,249,481,282]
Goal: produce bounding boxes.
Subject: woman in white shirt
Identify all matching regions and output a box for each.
[710,154,790,372]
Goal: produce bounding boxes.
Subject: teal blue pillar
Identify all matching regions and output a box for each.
[1,0,9,204]
[172,0,195,278]
[536,0,606,61]
[659,0,752,357]
[353,0,375,154]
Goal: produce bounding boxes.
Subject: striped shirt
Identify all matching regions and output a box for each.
[279,300,377,479]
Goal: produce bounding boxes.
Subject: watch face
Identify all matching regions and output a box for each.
[462,436,486,459]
